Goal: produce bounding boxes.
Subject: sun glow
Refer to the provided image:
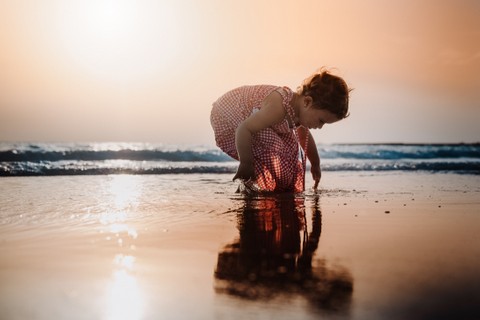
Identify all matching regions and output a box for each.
[54,0,185,83]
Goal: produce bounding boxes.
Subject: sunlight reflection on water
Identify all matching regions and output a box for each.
[104,255,144,320]
[109,175,142,209]
[100,175,141,241]
[102,175,145,320]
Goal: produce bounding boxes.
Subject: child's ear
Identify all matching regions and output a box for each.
[304,96,313,108]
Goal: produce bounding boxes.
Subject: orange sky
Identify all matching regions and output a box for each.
[0,0,479,144]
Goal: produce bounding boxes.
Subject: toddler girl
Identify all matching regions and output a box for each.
[210,69,350,193]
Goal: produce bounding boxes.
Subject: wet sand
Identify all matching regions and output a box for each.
[0,172,479,319]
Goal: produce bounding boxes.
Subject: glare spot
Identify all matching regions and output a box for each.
[109,175,141,209]
[114,254,136,270]
[99,175,140,243]
[104,269,144,320]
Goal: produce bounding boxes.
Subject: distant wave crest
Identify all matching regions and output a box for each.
[1,143,479,176]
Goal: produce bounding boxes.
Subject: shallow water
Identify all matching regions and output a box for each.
[0,173,479,319]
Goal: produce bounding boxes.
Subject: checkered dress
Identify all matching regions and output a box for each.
[210,85,305,193]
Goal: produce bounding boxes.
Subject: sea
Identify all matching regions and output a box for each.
[1,142,479,176]
[1,142,479,319]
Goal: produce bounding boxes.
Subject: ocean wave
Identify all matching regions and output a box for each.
[0,143,479,176]
[0,143,231,162]
[1,159,478,176]
[318,144,480,160]
[0,149,232,162]
[1,143,479,163]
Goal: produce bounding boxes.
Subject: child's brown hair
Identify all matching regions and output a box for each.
[298,68,351,119]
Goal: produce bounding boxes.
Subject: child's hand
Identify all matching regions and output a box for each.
[233,162,255,181]
[311,164,321,189]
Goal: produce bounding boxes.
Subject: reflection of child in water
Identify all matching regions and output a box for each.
[214,195,353,312]
[211,69,350,192]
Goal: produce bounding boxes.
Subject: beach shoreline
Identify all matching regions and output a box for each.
[0,172,479,319]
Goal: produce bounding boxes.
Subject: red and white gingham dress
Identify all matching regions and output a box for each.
[210,85,305,193]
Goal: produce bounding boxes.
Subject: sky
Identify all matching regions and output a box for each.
[0,0,479,145]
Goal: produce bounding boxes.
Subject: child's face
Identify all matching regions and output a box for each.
[299,106,340,130]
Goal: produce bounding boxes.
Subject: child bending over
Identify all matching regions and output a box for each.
[210,69,350,193]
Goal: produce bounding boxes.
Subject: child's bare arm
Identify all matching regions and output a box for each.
[232,91,287,181]
[298,127,321,188]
